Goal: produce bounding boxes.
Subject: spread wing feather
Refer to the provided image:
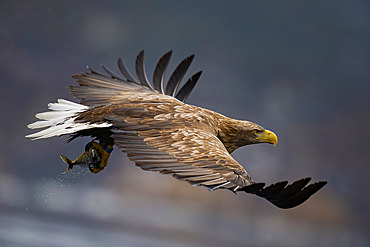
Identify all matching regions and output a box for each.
[165,54,194,96]
[118,58,137,83]
[135,50,153,90]
[72,50,201,104]
[239,178,327,209]
[101,64,125,81]
[152,50,172,94]
[175,71,202,102]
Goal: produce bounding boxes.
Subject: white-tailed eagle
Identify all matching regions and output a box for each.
[26,50,326,209]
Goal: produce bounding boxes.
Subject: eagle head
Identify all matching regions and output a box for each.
[253,128,278,146]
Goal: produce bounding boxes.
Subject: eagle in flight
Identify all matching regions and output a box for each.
[27,50,326,209]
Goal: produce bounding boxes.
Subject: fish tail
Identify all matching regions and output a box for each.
[60,155,74,173]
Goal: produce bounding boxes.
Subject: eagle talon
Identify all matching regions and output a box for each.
[88,164,96,173]
[60,141,113,174]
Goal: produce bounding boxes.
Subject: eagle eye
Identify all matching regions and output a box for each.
[253,129,262,135]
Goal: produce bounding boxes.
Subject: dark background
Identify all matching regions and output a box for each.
[1,1,369,246]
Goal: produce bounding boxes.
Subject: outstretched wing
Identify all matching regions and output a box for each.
[76,97,255,191]
[239,178,327,209]
[72,50,202,107]
[71,52,255,191]
[107,102,255,192]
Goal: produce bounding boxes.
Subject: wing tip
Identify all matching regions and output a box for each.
[240,178,327,209]
[274,180,327,209]
[74,50,201,101]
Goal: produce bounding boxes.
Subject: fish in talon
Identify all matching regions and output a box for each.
[60,141,113,174]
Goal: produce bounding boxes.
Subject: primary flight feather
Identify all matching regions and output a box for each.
[26,50,326,209]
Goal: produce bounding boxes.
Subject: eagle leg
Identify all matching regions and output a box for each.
[60,141,114,174]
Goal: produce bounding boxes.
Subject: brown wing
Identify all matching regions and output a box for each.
[70,58,254,191]
[104,102,254,192]
[70,50,202,107]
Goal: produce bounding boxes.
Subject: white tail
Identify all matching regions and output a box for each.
[26,99,112,140]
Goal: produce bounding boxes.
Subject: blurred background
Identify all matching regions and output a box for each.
[1,1,369,246]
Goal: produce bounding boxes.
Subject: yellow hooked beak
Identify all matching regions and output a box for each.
[256,129,278,146]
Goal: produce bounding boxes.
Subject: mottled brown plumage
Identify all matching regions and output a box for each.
[27,50,327,209]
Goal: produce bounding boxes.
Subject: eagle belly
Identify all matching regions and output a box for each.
[26,99,112,140]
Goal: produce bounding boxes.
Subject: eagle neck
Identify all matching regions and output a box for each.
[216,116,254,154]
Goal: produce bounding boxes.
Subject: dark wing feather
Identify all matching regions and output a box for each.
[75,51,200,103]
[152,51,172,94]
[135,50,153,90]
[175,71,202,102]
[165,54,194,96]
[86,66,105,77]
[118,58,138,83]
[101,64,124,81]
[239,178,327,209]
